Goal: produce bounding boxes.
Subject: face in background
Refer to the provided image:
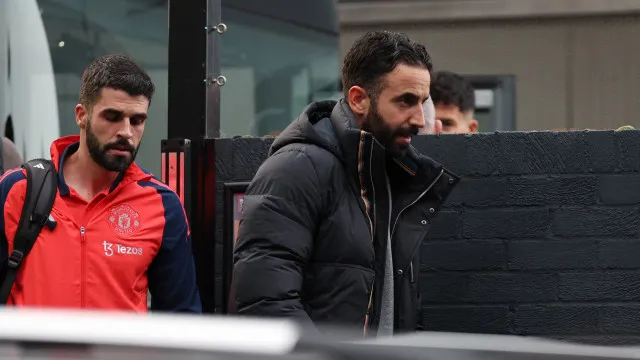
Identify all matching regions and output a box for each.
[429,70,478,134]
[350,64,430,158]
[76,88,149,172]
[435,103,478,134]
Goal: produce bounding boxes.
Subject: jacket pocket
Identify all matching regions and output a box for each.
[305,263,375,327]
[396,257,422,333]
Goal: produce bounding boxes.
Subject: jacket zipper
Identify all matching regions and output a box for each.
[390,168,444,238]
[362,146,375,243]
[80,226,86,308]
[362,139,375,336]
[363,276,375,337]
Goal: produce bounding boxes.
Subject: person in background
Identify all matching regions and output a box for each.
[430,70,479,134]
[229,31,459,337]
[0,54,201,312]
[0,137,23,175]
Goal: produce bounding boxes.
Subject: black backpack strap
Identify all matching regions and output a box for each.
[0,159,58,304]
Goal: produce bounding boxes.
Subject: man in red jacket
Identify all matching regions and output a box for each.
[0,54,201,312]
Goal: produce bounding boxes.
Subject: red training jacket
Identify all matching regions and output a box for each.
[0,135,201,312]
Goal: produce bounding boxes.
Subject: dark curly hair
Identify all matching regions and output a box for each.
[430,71,475,113]
[341,31,433,100]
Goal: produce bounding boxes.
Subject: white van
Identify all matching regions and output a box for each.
[0,0,60,161]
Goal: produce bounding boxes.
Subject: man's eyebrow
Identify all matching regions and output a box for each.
[393,92,419,100]
[101,108,147,119]
[102,108,123,116]
[394,92,430,103]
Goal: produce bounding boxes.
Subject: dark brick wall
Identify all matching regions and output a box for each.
[213,130,640,345]
[418,130,640,345]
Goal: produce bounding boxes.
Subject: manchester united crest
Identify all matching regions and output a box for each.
[108,204,141,237]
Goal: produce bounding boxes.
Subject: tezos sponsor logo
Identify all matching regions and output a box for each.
[103,241,143,257]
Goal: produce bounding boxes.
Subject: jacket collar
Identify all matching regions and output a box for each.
[329,99,458,197]
[51,135,150,196]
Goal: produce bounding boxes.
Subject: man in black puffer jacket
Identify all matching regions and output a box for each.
[228,31,460,338]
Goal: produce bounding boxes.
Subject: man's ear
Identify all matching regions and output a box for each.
[469,119,479,133]
[347,86,370,118]
[75,104,88,129]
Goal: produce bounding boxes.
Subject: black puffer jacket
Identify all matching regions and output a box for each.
[229,100,459,335]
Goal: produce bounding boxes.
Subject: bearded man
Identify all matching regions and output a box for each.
[0,54,200,312]
[229,31,459,337]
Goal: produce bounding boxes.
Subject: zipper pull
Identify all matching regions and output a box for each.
[80,226,86,242]
[409,261,415,283]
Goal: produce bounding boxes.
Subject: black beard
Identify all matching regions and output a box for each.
[85,120,138,172]
[362,101,417,158]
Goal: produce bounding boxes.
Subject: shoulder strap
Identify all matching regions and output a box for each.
[0,159,58,304]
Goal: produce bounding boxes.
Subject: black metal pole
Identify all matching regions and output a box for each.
[205,0,223,138]
[167,0,221,313]
[167,0,206,140]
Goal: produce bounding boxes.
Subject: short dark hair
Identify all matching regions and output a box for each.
[430,71,475,113]
[79,54,155,109]
[341,31,433,100]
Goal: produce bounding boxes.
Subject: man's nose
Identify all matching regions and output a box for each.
[409,104,426,128]
[117,119,134,139]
